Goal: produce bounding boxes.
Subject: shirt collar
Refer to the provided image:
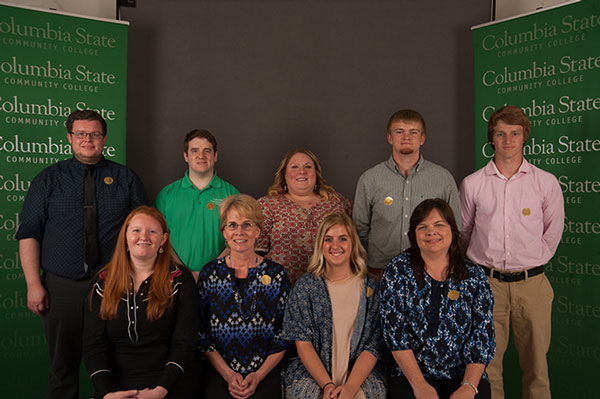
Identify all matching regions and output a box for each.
[386,155,424,175]
[71,155,107,169]
[485,158,531,178]
[182,170,221,190]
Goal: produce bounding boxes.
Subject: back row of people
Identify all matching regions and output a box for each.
[17,105,563,398]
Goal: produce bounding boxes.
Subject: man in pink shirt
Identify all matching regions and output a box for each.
[460,105,564,399]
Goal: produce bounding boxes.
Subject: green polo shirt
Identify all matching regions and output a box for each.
[156,171,239,271]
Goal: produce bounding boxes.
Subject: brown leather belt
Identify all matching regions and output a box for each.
[482,265,545,282]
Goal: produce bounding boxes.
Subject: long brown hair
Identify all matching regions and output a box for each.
[307,213,367,279]
[97,206,178,321]
[266,148,335,199]
[407,199,466,287]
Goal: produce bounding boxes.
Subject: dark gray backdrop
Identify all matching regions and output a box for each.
[120,0,491,201]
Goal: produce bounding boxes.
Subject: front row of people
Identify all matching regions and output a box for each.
[83,196,494,399]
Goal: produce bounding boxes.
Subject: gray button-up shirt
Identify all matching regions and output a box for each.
[353,156,461,269]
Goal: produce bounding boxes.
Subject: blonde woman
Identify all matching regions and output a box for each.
[282,213,386,399]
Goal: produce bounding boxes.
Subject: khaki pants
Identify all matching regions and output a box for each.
[487,272,553,399]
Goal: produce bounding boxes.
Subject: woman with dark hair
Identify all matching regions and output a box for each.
[380,199,495,399]
[257,148,352,284]
[283,213,386,399]
[83,206,199,399]
[198,194,290,399]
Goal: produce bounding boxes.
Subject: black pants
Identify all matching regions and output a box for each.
[389,375,491,399]
[199,361,282,399]
[42,272,91,399]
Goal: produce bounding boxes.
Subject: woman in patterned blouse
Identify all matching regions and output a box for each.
[198,194,291,399]
[283,213,386,399]
[380,198,495,399]
[83,206,199,399]
[257,149,352,284]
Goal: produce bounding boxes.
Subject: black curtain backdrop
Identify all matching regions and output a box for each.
[120,0,490,201]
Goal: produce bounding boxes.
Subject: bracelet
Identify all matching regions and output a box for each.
[322,381,334,390]
[461,380,479,395]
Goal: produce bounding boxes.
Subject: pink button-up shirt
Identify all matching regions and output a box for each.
[460,159,564,271]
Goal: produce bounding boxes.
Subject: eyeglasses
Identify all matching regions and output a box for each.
[70,131,104,139]
[224,222,256,231]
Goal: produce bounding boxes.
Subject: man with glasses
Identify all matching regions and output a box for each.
[156,129,238,280]
[17,109,147,398]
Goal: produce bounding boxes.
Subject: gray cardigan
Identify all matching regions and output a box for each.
[282,273,387,398]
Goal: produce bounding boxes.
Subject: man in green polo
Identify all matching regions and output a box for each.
[156,129,239,279]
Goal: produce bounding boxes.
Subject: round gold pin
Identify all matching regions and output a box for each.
[384,196,393,206]
[522,208,531,216]
[366,287,373,297]
[103,177,113,185]
[207,202,216,210]
[261,275,271,285]
[448,290,460,300]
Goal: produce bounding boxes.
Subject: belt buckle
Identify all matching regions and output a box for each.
[499,270,524,282]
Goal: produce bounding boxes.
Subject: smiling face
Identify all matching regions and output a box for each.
[492,120,525,162]
[322,223,353,272]
[67,119,106,164]
[222,208,260,254]
[126,213,168,265]
[284,152,317,196]
[387,119,425,157]
[415,208,452,258]
[184,137,218,176]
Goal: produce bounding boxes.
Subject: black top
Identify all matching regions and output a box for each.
[16,156,148,279]
[83,265,199,398]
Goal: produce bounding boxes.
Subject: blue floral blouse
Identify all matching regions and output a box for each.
[379,252,495,380]
[197,257,291,376]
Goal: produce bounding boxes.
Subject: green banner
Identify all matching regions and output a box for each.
[472,1,599,398]
[0,3,128,396]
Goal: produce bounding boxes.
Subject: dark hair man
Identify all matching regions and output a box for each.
[156,129,238,280]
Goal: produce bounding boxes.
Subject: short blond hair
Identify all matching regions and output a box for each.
[219,194,264,232]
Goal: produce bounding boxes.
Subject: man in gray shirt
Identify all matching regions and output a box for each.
[353,109,460,276]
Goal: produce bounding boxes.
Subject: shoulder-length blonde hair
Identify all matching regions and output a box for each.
[266,148,335,199]
[96,206,178,321]
[307,213,367,279]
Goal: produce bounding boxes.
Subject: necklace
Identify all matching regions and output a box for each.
[326,273,353,283]
[228,259,262,321]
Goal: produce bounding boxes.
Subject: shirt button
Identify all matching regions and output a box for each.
[405,197,409,201]
[404,232,407,235]
[405,180,409,184]
[404,215,408,218]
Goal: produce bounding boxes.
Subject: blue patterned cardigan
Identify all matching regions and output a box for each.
[282,273,387,398]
